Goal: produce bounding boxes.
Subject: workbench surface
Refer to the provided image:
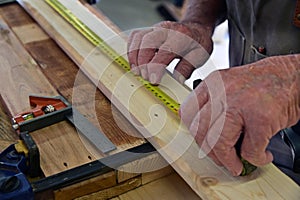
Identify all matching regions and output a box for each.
[0,2,199,199]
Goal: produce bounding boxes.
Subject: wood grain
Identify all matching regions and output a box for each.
[54,171,116,200]
[0,140,14,151]
[0,3,145,151]
[17,0,300,199]
[76,177,142,200]
[0,100,18,141]
[0,4,183,199]
[118,173,201,200]
[0,15,98,176]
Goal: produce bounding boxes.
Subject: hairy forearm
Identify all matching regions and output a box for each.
[181,0,226,28]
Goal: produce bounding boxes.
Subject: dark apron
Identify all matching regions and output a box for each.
[225,0,300,184]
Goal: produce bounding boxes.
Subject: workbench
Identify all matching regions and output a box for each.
[0,1,199,199]
[1,1,300,200]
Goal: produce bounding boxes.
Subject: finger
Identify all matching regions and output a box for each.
[179,82,209,128]
[189,104,210,139]
[138,29,168,66]
[146,30,195,84]
[146,63,166,85]
[199,148,223,166]
[173,47,211,81]
[127,29,152,75]
[207,151,223,166]
[191,103,212,153]
[140,64,149,80]
[190,102,223,166]
[146,47,179,84]
[241,124,274,166]
[208,116,244,176]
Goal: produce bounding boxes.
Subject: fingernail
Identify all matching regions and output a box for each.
[149,73,158,84]
[198,150,207,159]
[141,68,147,79]
[178,74,186,84]
[131,67,139,75]
[232,165,243,176]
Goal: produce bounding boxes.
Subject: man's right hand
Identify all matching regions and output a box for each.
[127,21,214,84]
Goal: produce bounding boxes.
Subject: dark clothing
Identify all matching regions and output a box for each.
[224,0,300,184]
[226,0,300,66]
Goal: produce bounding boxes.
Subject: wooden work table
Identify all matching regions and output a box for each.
[0,2,199,199]
[1,1,300,200]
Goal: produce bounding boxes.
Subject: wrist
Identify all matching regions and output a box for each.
[180,0,226,30]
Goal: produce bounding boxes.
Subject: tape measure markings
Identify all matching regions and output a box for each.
[45,0,257,176]
[45,0,180,114]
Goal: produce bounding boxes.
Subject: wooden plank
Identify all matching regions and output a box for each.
[54,171,116,200]
[12,23,49,43]
[0,2,144,178]
[0,14,98,176]
[117,153,169,183]
[118,173,201,200]
[141,165,174,185]
[0,2,145,151]
[17,0,300,199]
[0,98,18,141]
[79,0,122,35]
[0,140,14,151]
[76,177,142,200]
[0,4,169,199]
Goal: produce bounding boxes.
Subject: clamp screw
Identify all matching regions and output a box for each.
[43,105,55,113]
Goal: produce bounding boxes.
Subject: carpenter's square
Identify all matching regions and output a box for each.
[12,95,116,154]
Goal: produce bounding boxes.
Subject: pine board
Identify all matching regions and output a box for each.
[16,0,300,199]
[118,173,200,200]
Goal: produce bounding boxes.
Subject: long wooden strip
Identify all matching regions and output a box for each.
[18,0,300,199]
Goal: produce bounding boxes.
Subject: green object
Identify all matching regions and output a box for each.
[240,158,257,176]
[235,133,257,176]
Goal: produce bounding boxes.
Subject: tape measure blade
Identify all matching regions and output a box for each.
[46,0,180,114]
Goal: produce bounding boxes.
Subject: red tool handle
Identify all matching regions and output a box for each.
[13,96,68,124]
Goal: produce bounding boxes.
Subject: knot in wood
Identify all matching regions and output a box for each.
[200,177,218,187]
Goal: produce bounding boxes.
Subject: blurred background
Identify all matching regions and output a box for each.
[95,0,229,88]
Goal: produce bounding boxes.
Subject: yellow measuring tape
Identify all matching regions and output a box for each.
[45,0,180,114]
[45,0,256,176]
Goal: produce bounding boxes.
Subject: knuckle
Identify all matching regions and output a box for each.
[154,21,174,28]
[241,150,262,165]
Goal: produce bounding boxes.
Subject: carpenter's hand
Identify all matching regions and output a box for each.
[180,55,300,175]
[127,21,213,84]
